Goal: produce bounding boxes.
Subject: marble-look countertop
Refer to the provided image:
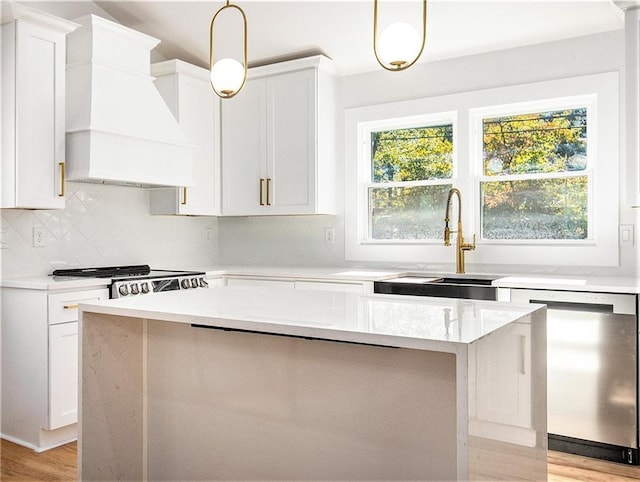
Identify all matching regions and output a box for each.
[196,265,640,294]
[0,275,111,291]
[79,286,543,351]
[4,264,640,294]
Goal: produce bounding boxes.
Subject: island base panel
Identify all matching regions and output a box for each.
[147,321,458,480]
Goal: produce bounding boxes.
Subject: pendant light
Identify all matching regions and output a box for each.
[373,0,427,71]
[209,0,248,98]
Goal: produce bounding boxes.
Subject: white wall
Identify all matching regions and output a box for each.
[220,29,639,276]
[0,183,218,278]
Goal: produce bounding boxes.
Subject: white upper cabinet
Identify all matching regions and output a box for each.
[623,6,640,206]
[221,56,337,216]
[1,4,78,209]
[150,60,221,215]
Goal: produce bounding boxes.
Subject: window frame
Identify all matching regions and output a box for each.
[470,95,596,245]
[345,72,618,267]
[361,112,458,243]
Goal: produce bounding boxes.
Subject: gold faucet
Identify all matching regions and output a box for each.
[444,188,476,274]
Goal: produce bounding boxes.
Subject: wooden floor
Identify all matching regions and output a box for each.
[2,438,640,481]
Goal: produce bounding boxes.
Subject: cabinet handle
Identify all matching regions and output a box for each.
[59,162,65,197]
[519,335,526,375]
[266,178,272,206]
[259,178,265,206]
[63,304,79,310]
[181,187,188,205]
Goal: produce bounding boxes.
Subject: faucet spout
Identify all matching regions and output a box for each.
[443,188,476,274]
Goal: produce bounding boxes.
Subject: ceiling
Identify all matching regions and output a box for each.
[32,0,625,76]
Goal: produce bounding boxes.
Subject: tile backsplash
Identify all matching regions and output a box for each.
[0,182,218,278]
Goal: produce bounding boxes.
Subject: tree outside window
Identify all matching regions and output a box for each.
[480,108,589,240]
[368,123,454,240]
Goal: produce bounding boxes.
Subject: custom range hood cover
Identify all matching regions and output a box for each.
[65,15,193,187]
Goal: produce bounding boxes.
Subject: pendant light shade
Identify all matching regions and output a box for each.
[374,0,427,71]
[209,1,248,98]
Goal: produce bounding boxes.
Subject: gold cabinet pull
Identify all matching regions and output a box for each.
[266,178,272,206]
[58,162,65,197]
[63,304,78,310]
[259,178,265,206]
[181,187,187,205]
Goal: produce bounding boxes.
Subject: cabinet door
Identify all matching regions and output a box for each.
[221,79,267,215]
[48,322,78,429]
[267,69,316,214]
[474,321,532,429]
[3,19,66,209]
[150,67,221,216]
[178,75,220,215]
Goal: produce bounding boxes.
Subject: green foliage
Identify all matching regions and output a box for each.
[367,108,589,241]
[371,125,453,182]
[483,108,587,175]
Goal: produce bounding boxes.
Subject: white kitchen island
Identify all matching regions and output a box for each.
[78,286,547,481]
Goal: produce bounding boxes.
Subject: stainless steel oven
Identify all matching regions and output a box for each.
[52,265,209,299]
[510,288,638,465]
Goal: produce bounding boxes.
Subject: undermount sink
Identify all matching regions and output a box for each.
[373,274,500,301]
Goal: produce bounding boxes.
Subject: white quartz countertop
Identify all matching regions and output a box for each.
[0,275,111,291]
[199,265,640,294]
[491,275,640,293]
[79,286,543,351]
[4,264,640,294]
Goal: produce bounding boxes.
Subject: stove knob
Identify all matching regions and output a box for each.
[191,278,198,288]
[181,279,190,289]
[199,277,209,288]
[130,283,139,295]
[141,282,149,294]
[118,285,129,297]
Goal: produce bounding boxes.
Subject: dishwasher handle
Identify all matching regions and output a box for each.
[534,300,613,314]
[510,289,637,316]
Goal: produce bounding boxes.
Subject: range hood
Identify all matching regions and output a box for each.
[65,15,193,187]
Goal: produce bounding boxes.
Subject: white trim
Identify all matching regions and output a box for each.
[345,72,619,267]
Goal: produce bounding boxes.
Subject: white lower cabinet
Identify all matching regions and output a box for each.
[470,320,536,446]
[224,275,372,293]
[48,322,78,430]
[295,280,372,293]
[226,276,296,289]
[1,285,108,451]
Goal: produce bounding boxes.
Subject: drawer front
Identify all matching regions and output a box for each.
[48,288,109,324]
[295,280,367,293]
[225,277,295,288]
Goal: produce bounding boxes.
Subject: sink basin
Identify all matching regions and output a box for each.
[373,274,499,300]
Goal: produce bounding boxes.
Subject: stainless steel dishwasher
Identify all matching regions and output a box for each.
[509,288,638,465]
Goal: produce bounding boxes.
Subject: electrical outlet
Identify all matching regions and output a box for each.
[324,227,335,244]
[0,228,6,249]
[32,227,46,247]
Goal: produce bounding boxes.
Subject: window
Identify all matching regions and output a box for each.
[479,106,590,241]
[367,121,454,240]
[345,72,618,267]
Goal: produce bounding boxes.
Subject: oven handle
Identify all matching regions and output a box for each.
[510,289,637,316]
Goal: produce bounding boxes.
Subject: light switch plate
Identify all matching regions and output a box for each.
[619,224,634,247]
